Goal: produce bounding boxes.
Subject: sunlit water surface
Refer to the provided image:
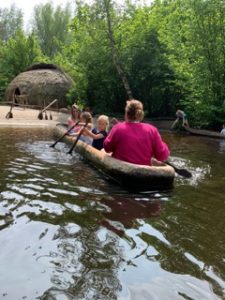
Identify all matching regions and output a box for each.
[0,127,225,300]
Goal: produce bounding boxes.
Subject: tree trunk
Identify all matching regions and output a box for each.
[103,0,133,99]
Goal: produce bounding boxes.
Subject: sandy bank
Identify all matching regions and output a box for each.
[0,105,68,128]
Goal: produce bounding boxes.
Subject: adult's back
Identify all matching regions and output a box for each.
[104,99,170,166]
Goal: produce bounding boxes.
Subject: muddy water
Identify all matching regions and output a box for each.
[0,127,225,300]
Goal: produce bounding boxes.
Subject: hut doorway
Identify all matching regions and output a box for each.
[14,87,20,105]
[13,87,28,107]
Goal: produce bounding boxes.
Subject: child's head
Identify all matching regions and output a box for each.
[110,117,118,126]
[97,115,109,131]
[71,103,81,119]
[80,111,92,124]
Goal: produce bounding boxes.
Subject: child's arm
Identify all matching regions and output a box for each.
[79,122,92,129]
[83,128,105,140]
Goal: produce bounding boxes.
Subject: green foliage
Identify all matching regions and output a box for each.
[60,1,178,115]
[32,2,72,58]
[115,6,178,116]
[57,1,126,113]
[0,30,45,100]
[151,0,225,127]
[0,5,23,41]
[0,0,224,128]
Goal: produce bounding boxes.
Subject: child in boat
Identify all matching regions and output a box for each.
[221,124,225,136]
[171,109,189,129]
[83,115,109,150]
[68,103,81,134]
[109,117,119,131]
[75,111,93,145]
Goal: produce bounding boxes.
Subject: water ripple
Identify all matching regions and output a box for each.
[19,141,80,165]
[48,188,79,197]
[1,190,24,201]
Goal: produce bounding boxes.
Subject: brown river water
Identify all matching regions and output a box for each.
[0,127,225,300]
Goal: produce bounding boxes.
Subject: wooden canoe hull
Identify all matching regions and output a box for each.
[184,126,225,139]
[54,125,175,191]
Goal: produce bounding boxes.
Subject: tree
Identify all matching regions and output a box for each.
[0,4,23,41]
[0,30,45,99]
[57,1,125,112]
[102,0,133,99]
[32,2,72,58]
[152,0,225,127]
[58,0,178,115]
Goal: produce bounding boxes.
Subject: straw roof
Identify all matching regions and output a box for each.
[5,63,74,108]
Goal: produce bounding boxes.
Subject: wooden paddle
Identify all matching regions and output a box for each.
[166,161,192,178]
[38,99,57,120]
[50,121,80,148]
[5,103,13,119]
[67,122,89,154]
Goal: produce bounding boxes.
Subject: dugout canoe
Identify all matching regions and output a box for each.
[184,126,225,139]
[54,125,175,191]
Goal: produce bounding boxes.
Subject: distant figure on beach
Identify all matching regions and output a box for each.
[171,109,189,129]
[221,124,225,136]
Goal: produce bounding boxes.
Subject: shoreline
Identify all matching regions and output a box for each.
[0,105,68,128]
[0,105,174,130]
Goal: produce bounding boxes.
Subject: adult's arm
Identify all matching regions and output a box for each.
[153,129,170,161]
[103,126,117,153]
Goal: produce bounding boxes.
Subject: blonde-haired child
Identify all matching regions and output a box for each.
[83,115,109,150]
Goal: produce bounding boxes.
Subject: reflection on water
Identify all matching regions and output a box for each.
[0,128,225,299]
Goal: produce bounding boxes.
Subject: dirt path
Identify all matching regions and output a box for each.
[0,105,69,128]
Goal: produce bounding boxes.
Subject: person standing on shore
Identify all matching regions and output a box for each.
[221,124,225,136]
[171,109,189,129]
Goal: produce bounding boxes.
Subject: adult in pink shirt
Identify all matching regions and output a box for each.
[104,99,170,166]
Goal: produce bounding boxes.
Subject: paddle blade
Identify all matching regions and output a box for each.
[166,161,192,178]
[67,140,78,154]
[174,168,192,178]
[38,111,43,120]
[49,142,56,148]
[5,112,13,119]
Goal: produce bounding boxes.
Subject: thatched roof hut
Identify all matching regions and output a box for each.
[5,63,74,108]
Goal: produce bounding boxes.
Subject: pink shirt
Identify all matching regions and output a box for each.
[104,122,170,165]
[68,119,80,133]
